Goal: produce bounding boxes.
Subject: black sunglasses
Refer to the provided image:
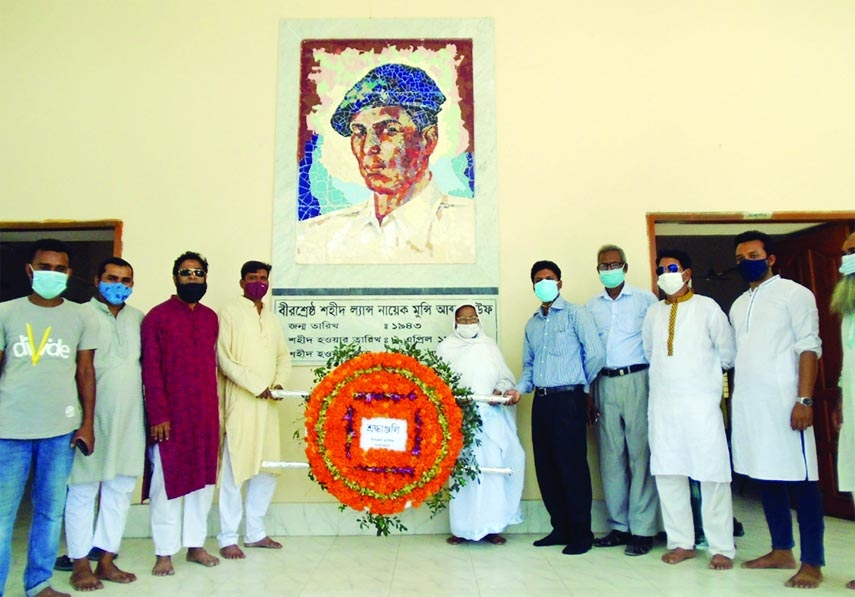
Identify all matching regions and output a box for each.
[655,264,681,276]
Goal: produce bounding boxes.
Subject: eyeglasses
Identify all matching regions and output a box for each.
[656,264,681,276]
[456,317,479,324]
[177,268,206,278]
[596,261,625,272]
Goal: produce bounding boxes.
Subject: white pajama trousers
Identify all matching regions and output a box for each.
[655,475,735,559]
[217,437,278,547]
[149,445,215,556]
[65,475,136,559]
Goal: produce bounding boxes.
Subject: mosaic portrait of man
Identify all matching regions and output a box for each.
[294,40,476,265]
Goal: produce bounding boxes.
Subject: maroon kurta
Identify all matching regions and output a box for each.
[142,295,219,500]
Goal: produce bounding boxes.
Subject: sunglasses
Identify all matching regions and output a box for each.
[177,268,206,277]
[656,264,681,276]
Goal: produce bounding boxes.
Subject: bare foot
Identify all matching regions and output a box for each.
[151,555,174,576]
[709,554,734,570]
[847,579,855,589]
[446,535,466,545]
[662,547,696,564]
[95,552,136,584]
[244,536,283,549]
[70,558,104,591]
[741,549,798,569]
[785,564,823,589]
[186,547,220,567]
[219,544,246,559]
[483,533,507,545]
[34,588,71,597]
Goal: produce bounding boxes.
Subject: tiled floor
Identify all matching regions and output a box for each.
[5,491,855,596]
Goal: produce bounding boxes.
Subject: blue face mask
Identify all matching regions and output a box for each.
[598,268,625,289]
[31,270,68,300]
[738,258,769,283]
[98,281,133,305]
[534,279,559,303]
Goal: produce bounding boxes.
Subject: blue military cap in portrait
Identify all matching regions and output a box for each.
[330,63,447,137]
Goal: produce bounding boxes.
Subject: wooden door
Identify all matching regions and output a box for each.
[776,221,854,519]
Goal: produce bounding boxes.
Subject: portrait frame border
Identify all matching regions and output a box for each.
[272,18,498,291]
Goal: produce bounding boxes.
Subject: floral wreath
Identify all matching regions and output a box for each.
[305,340,480,535]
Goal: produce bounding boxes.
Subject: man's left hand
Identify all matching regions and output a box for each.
[587,395,600,427]
[790,403,814,431]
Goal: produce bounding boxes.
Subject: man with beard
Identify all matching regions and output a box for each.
[142,251,220,576]
[296,63,475,264]
[832,231,855,590]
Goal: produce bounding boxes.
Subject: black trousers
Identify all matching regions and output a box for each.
[531,388,593,546]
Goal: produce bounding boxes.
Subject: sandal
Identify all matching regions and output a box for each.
[446,535,466,545]
[483,534,507,545]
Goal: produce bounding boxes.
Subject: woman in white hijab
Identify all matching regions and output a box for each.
[436,303,525,544]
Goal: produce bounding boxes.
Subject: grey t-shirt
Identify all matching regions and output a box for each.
[0,296,97,439]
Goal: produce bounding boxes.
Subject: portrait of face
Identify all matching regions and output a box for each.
[349,106,437,199]
[98,263,134,287]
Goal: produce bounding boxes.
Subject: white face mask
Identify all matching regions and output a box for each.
[657,271,685,296]
[456,323,480,339]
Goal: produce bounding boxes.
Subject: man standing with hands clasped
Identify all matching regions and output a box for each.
[505,260,605,555]
[217,261,292,559]
[730,230,825,589]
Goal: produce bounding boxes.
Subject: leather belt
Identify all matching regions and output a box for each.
[600,364,649,377]
[534,384,583,396]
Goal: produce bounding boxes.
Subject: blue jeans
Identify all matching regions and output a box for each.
[0,433,75,597]
[758,479,825,567]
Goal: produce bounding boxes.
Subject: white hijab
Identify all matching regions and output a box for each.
[435,302,515,395]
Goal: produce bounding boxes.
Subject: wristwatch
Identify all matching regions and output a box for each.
[796,397,814,407]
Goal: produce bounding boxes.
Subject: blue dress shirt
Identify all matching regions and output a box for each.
[585,284,658,368]
[516,295,606,393]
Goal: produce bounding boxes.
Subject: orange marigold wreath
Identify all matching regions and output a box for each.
[305,351,465,516]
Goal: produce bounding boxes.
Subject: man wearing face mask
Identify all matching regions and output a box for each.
[64,258,145,591]
[216,261,292,560]
[504,260,605,555]
[585,245,659,557]
[0,238,97,597]
[642,249,736,570]
[142,251,220,576]
[729,230,825,589]
[832,232,855,590]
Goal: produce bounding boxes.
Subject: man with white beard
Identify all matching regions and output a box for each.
[831,232,855,591]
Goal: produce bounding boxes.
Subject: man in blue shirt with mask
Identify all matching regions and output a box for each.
[505,259,605,555]
[586,244,659,557]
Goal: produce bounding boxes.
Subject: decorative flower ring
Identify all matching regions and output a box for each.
[305,351,464,516]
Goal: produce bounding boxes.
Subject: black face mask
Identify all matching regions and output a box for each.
[176,282,207,304]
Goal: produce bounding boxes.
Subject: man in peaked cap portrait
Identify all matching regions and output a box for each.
[296,63,476,265]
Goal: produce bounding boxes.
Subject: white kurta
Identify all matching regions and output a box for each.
[436,322,525,540]
[730,276,822,481]
[218,296,292,486]
[69,299,145,484]
[838,314,855,491]
[642,294,735,482]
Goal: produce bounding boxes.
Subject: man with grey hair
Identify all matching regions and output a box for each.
[585,244,659,556]
[296,63,475,264]
[832,231,855,590]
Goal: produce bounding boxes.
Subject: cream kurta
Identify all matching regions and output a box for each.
[642,294,735,482]
[838,314,855,491]
[69,298,145,484]
[218,296,291,486]
[730,275,822,481]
